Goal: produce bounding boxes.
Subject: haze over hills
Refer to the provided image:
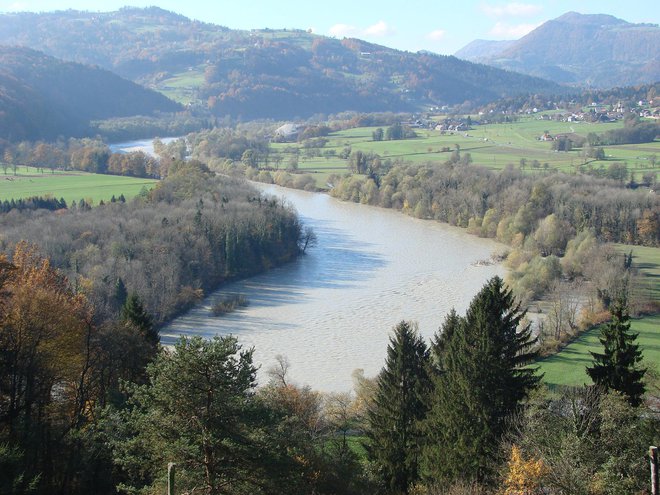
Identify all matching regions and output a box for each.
[0,46,181,141]
[0,7,561,121]
[455,12,660,88]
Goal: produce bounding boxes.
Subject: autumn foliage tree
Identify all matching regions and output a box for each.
[0,242,96,493]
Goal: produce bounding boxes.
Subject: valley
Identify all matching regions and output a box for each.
[0,4,657,495]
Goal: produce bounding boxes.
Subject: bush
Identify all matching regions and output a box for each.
[210,294,249,316]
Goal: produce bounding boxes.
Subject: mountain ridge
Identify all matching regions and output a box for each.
[0,45,181,141]
[0,7,562,120]
[455,12,660,88]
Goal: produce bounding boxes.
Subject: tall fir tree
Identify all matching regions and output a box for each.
[587,296,646,406]
[421,277,540,485]
[366,321,431,495]
[113,277,128,311]
[121,292,158,347]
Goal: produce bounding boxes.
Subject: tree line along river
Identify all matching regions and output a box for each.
[113,139,505,391]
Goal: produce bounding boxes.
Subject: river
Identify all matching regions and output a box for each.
[108,136,179,157]
[160,183,506,392]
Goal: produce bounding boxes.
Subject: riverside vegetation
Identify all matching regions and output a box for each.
[177,112,658,355]
[1,260,656,494]
[0,107,658,494]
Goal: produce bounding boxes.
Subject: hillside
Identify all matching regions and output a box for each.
[454,39,514,60]
[455,12,660,88]
[0,7,561,120]
[0,46,181,141]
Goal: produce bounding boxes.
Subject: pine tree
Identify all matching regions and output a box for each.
[421,277,540,485]
[113,277,128,311]
[366,321,431,495]
[587,296,646,406]
[121,292,158,347]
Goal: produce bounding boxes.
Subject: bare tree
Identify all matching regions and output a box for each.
[299,225,317,254]
[267,354,290,387]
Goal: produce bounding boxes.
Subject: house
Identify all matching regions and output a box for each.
[273,123,301,142]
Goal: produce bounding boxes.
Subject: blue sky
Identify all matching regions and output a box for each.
[0,1,658,54]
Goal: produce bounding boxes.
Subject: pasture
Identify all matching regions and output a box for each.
[156,66,206,105]
[0,166,157,204]
[537,315,660,389]
[268,115,659,188]
[537,244,660,389]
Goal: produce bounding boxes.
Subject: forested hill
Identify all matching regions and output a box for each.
[455,12,660,88]
[0,46,180,141]
[0,7,561,120]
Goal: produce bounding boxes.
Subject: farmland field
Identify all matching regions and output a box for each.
[0,166,157,204]
[268,116,659,188]
[537,244,660,389]
[537,315,660,389]
[156,66,206,105]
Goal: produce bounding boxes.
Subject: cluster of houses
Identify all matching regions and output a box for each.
[532,100,660,124]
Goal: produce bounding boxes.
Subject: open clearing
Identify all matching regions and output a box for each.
[537,244,660,389]
[537,315,660,388]
[269,116,659,188]
[0,166,157,204]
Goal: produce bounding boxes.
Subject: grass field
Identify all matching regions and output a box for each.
[270,116,659,188]
[0,167,157,205]
[537,244,660,389]
[537,315,660,389]
[156,67,206,105]
[615,244,660,305]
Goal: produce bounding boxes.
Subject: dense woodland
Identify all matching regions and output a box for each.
[0,8,658,491]
[0,129,658,494]
[1,259,656,494]
[0,161,303,323]
[0,46,180,141]
[0,8,560,121]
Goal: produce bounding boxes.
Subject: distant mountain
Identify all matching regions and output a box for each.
[0,46,180,141]
[0,8,561,120]
[455,12,660,88]
[454,40,515,61]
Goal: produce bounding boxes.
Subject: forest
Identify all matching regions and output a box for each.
[0,49,658,490]
[0,46,180,141]
[0,8,561,121]
[1,260,656,494]
[0,160,304,323]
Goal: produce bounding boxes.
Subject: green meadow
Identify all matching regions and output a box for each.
[615,244,660,304]
[537,315,660,389]
[537,244,660,389]
[156,66,206,105]
[0,166,157,205]
[270,116,659,188]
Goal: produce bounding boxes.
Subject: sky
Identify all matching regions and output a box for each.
[0,0,658,54]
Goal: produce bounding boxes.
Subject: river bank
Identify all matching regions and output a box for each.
[162,183,505,392]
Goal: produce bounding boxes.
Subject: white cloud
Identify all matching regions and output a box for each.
[7,2,29,10]
[328,20,395,39]
[328,23,361,38]
[481,2,542,17]
[426,29,446,41]
[489,21,541,38]
[364,20,395,37]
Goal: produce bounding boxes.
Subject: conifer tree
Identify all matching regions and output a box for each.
[113,277,128,310]
[421,277,540,485]
[366,321,431,495]
[587,296,646,406]
[121,292,158,347]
